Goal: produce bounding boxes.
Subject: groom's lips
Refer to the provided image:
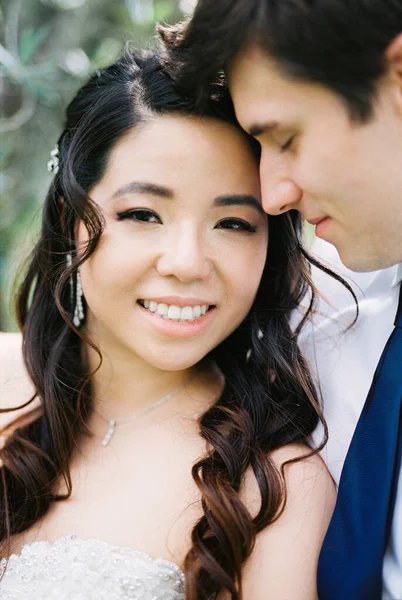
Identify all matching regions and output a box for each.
[308,216,332,239]
[306,215,329,226]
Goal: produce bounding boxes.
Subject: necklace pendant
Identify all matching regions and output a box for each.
[101,419,117,447]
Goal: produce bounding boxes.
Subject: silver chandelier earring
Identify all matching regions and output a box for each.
[66,253,84,327]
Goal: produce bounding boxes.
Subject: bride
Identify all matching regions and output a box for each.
[0,43,335,599]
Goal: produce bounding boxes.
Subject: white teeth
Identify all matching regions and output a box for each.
[181,306,194,321]
[167,305,181,319]
[140,300,211,321]
[157,303,168,316]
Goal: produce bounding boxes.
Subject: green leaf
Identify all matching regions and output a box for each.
[19,24,51,65]
[153,0,175,22]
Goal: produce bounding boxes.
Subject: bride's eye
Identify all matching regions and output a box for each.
[117,209,162,223]
[215,218,257,233]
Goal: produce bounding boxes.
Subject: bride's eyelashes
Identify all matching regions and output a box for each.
[215,218,258,233]
[116,210,258,233]
[116,208,162,223]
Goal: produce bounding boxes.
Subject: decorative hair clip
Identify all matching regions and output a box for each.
[47,144,59,174]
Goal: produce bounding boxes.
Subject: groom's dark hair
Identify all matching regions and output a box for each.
[163,0,402,122]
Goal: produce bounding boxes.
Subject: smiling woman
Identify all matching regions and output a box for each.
[79,115,268,369]
[0,43,334,600]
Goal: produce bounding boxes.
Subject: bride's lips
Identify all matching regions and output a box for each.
[136,299,217,338]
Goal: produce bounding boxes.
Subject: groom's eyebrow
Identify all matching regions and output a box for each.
[214,195,265,216]
[248,121,279,137]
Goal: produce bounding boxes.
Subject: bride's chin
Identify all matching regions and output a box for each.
[142,356,201,373]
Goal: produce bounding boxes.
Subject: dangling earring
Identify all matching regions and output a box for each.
[66,253,84,327]
[74,270,84,327]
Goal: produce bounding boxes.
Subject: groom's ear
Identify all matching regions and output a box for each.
[385,34,402,117]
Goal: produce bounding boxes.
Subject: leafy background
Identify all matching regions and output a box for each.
[0,0,194,331]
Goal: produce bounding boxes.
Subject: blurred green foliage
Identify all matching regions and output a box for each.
[0,0,192,331]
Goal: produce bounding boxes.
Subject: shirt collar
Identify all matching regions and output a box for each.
[391,262,402,287]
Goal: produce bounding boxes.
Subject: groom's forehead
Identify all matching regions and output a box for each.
[227,44,302,117]
[228,41,300,98]
[227,40,340,115]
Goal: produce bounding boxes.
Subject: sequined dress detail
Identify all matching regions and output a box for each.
[0,535,186,599]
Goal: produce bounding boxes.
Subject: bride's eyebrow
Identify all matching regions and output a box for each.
[112,181,174,199]
[110,183,265,216]
[214,195,265,217]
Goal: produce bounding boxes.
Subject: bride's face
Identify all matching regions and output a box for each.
[76,114,268,371]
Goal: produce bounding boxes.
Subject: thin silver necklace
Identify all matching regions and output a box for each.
[96,376,193,447]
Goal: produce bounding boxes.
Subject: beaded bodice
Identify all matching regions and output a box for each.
[0,535,186,599]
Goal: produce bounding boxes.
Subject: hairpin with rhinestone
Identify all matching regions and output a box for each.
[47,144,59,174]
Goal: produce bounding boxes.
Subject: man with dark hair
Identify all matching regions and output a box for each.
[170,2,402,598]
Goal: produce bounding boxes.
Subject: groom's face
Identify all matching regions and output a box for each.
[228,42,402,272]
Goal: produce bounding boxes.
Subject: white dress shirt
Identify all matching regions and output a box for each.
[296,239,402,600]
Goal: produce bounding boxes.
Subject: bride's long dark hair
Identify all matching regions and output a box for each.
[1,45,353,599]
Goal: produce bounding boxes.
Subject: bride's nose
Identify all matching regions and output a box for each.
[156,225,212,282]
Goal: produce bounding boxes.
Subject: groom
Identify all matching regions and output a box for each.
[172,1,402,598]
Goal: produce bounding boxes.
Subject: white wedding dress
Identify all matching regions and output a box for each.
[0,535,186,599]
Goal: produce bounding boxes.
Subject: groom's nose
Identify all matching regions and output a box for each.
[259,152,303,215]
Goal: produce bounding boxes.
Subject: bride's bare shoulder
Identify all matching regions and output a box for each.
[0,333,35,421]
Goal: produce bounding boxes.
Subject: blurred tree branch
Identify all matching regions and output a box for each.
[0,0,189,331]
